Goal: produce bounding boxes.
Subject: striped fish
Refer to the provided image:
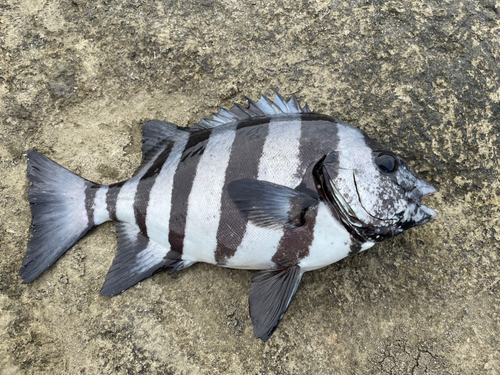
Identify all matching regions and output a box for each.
[20,92,437,341]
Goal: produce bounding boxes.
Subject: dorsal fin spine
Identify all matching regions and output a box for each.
[259,94,280,115]
[273,90,290,113]
[192,92,314,130]
[230,103,252,120]
[245,96,266,117]
[288,94,300,111]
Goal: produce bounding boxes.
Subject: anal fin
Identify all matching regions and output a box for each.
[100,223,194,296]
[249,265,303,342]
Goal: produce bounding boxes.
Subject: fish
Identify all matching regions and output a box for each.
[20,92,438,341]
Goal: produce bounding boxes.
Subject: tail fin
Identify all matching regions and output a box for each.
[20,151,99,283]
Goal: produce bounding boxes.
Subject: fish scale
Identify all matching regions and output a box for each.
[20,92,437,341]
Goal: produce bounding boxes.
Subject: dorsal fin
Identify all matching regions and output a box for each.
[191,91,313,131]
[134,120,189,177]
[142,120,184,156]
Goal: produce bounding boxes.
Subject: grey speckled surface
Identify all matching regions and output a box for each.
[1,0,499,374]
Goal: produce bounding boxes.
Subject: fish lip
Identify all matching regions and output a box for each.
[420,204,438,221]
[416,178,437,197]
[414,179,438,221]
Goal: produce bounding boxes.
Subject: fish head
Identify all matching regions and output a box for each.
[319,124,437,242]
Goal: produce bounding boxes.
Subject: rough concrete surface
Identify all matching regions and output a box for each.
[0,0,499,374]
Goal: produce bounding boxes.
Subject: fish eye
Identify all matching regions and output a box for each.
[375,152,398,173]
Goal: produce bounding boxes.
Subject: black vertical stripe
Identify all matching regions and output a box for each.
[272,211,318,266]
[272,115,340,265]
[214,119,271,264]
[349,239,363,255]
[106,181,126,221]
[133,142,175,237]
[168,129,212,254]
[84,184,99,228]
[272,176,318,265]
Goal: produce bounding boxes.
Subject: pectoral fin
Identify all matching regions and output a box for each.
[249,265,303,342]
[228,179,318,229]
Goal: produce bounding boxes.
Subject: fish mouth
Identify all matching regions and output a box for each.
[418,203,438,223]
[412,179,438,223]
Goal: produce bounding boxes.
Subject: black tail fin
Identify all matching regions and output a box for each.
[20,151,99,283]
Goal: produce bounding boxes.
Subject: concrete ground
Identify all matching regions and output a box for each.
[0,0,499,374]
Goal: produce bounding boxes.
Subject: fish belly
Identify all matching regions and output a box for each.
[299,202,353,272]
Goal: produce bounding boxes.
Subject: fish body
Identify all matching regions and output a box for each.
[20,92,437,341]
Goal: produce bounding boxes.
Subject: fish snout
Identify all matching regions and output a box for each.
[416,178,437,197]
[407,178,437,202]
